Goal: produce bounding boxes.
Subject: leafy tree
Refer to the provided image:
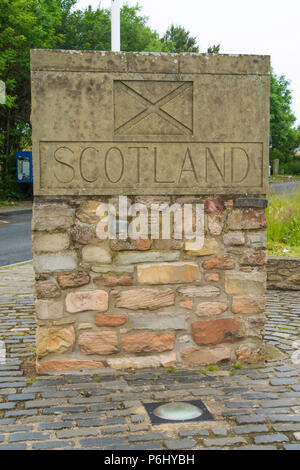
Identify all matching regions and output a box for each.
[161,25,199,53]
[270,70,299,163]
[0,0,62,198]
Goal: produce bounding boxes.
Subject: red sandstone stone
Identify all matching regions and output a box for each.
[110,239,151,251]
[196,301,228,317]
[204,199,225,214]
[36,359,104,373]
[57,271,90,288]
[192,318,244,345]
[78,331,119,355]
[179,299,194,310]
[95,314,127,327]
[203,256,235,270]
[232,296,265,314]
[122,332,175,353]
[181,346,231,366]
[93,274,133,287]
[205,272,220,282]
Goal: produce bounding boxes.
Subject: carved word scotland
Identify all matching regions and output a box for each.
[39,142,263,194]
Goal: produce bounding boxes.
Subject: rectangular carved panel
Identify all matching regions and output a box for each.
[39,141,263,195]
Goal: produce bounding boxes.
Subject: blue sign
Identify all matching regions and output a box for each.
[16,151,33,183]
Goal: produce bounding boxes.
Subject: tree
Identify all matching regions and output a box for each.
[270,70,299,162]
[161,25,199,53]
[0,0,63,198]
[59,4,162,52]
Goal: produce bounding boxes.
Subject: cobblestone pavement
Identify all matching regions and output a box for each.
[0,263,299,450]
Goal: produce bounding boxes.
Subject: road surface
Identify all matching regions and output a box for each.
[0,210,32,267]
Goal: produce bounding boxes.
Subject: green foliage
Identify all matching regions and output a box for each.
[232,363,243,370]
[161,24,199,53]
[207,44,220,54]
[270,70,300,164]
[266,189,300,253]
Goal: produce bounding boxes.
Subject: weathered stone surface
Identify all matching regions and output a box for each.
[192,318,244,345]
[185,238,220,256]
[77,323,93,330]
[153,240,183,250]
[75,201,104,224]
[33,233,70,253]
[204,199,225,214]
[115,288,175,310]
[34,252,77,273]
[223,232,245,246]
[196,302,228,317]
[227,209,266,230]
[78,331,119,355]
[235,198,268,209]
[117,251,179,265]
[35,299,64,320]
[137,262,201,284]
[36,282,60,299]
[179,300,194,309]
[95,314,127,327]
[36,359,104,374]
[107,352,176,369]
[122,332,175,353]
[241,249,267,266]
[247,232,267,248]
[178,285,220,297]
[82,246,111,264]
[129,313,187,330]
[205,273,220,282]
[91,265,134,274]
[36,326,75,358]
[66,290,108,313]
[70,224,100,245]
[93,274,133,287]
[208,214,224,235]
[203,256,235,270]
[225,272,266,295]
[235,341,265,363]
[232,296,265,314]
[181,346,231,365]
[244,316,264,338]
[32,203,73,231]
[110,239,151,251]
[57,271,90,288]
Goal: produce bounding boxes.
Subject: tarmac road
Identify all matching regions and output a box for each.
[0,210,32,267]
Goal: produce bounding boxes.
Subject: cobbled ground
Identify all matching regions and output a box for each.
[0,263,299,450]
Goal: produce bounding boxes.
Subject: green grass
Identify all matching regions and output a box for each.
[267,189,300,257]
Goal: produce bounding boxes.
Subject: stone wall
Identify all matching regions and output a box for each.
[33,196,267,373]
[267,257,300,290]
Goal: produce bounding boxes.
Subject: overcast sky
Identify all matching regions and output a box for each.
[76,0,300,125]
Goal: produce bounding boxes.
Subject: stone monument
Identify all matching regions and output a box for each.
[31,50,269,373]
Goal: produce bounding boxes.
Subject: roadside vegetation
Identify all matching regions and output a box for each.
[267,189,300,257]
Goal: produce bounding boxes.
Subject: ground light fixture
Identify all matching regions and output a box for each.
[144,400,214,425]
